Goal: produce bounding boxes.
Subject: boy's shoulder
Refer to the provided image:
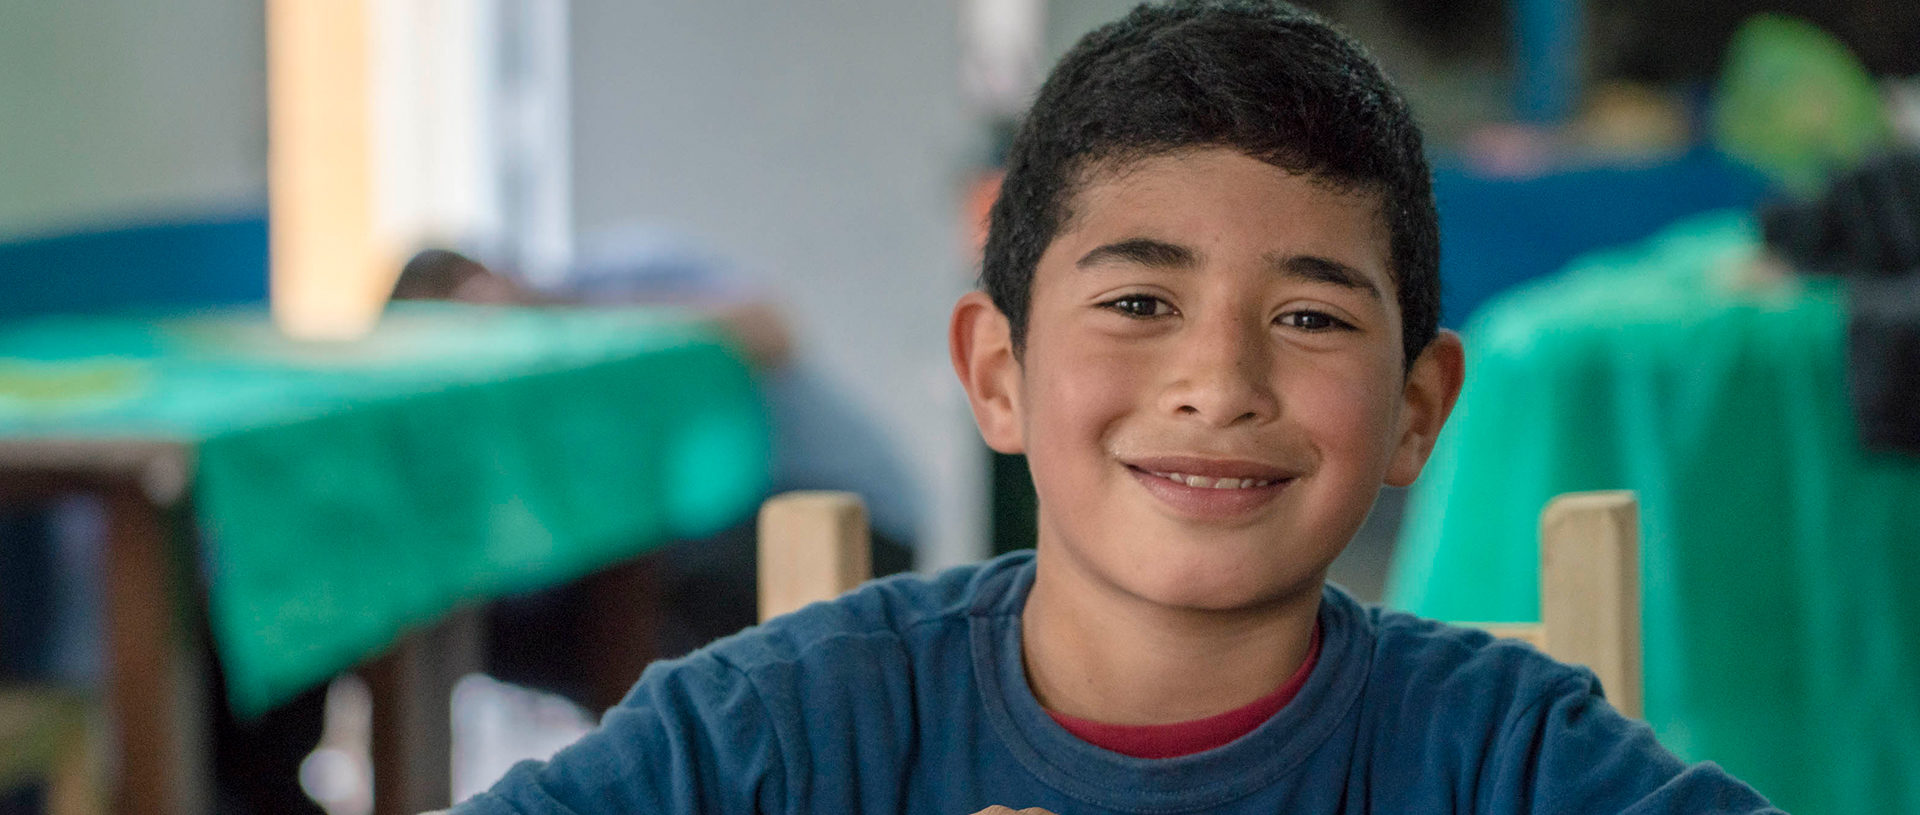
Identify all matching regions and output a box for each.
[1358,595,1604,706]
[1366,599,1590,678]
[695,550,1035,676]
[1340,595,1780,813]
[1341,592,1634,752]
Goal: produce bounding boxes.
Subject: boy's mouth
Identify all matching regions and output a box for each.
[1122,455,1293,483]
[1120,456,1296,518]
[1140,470,1280,490]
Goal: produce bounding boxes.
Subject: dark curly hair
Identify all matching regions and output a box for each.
[981,0,1440,369]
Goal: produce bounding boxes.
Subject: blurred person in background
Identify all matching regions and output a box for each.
[1761,147,1920,456]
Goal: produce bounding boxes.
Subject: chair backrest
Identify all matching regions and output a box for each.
[1463,490,1643,717]
[752,489,1643,717]
[756,491,873,622]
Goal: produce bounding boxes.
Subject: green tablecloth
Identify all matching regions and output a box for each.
[1387,211,1920,814]
[0,303,771,715]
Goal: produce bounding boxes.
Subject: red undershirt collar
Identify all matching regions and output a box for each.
[1045,620,1323,759]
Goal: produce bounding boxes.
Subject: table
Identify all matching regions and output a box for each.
[1386,211,1920,814]
[0,303,771,814]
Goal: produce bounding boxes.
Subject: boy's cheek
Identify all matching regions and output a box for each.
[1293,370,1405,468]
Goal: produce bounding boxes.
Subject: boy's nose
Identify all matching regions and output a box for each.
[1160,319,1279,427]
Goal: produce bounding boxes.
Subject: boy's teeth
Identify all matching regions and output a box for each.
[1150,471,1274,490]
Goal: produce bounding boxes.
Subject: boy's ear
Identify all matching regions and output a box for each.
[1385,329,1465,487]
[949,291,1026,454]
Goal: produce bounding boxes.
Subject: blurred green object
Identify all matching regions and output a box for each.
[0,361,146,413]
[0,303,771,715]
[1713,14,1893,195]
[1388,211,1920,814]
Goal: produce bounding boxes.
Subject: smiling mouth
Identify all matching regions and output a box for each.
[1121,461,1293,519]
[1140,470,1281,490]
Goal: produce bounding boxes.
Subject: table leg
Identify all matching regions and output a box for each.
[578,555,665,713]
[101,483,200,815]
[364,607,484,815]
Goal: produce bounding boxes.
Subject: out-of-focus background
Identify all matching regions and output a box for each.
[3,1,1918,814]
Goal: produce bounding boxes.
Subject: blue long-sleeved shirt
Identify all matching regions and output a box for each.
[454,551,1781,814]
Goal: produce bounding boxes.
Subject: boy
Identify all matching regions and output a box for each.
[450,2,1780,812]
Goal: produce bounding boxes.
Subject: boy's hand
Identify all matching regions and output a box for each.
[969,808,1058,815]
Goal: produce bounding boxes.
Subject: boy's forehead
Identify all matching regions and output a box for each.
[1049,149,1396,285]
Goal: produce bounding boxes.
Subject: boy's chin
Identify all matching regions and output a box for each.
[1110,556,1328,615]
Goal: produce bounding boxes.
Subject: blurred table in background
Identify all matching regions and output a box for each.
[1388,211,1920,814]
[0,302,770,815]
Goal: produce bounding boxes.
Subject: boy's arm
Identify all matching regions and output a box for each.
[1492,674,1784,814]
[446,653,785,815]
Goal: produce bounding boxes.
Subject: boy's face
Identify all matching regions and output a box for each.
[953,147,1461,613]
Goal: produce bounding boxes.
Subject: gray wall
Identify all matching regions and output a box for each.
[570,1,985,568]
[0,2,266,238]
[1044,0,1138,64]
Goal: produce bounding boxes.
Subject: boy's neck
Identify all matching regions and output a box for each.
[1020,546,1324,726]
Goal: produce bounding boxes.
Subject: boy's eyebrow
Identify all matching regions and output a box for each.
[1076,238,1384,302]
[1268,253,1384,302]
[1075,238,1195,270]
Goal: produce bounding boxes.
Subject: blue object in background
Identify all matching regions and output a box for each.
[1512,0,1584,124]
[1433,149,1772,328]
[0,512,54,680]
[0,212,268,320]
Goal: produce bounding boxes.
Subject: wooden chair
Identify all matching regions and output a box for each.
[1460,491,1642,717]
[756,491,874,623]
[755,489,1643,717]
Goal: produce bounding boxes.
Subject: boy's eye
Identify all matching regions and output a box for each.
[1277,310,1354,331]
[1100,294,1173,318]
